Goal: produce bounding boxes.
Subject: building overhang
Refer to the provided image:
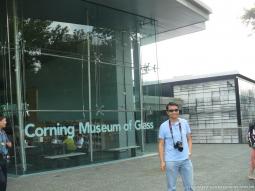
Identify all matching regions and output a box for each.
[85,0,212,42]
[21,0,211,43]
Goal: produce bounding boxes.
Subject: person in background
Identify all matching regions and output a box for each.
[0,114,12,191]
[158,102,193,191]
[76,134,84,151]
[63,135,76,153]
[248,121,255,180]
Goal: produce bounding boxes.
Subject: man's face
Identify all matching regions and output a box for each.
[0,118,7,128]
[166,105,179,119]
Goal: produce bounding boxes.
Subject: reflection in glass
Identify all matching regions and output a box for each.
[1,0,160,174]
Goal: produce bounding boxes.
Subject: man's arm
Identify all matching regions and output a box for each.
[187,133,192,158]
[5,134,12,148]
[158,139,165,171]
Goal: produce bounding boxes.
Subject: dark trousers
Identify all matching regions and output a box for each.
[0,161,7,191]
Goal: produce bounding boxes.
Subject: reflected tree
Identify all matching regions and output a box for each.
[19,19,115,73]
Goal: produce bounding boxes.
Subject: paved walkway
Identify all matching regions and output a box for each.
[7,144,255,191]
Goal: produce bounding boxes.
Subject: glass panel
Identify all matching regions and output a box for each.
[90,63,119,111]
[90,111,142,162]
[143,109,160,154]
[141,32,159,154]
[22,20,89,110]
[0,0,22,175]
[89,30,143,111]
[239,78,255,126]
[23,111,89,173]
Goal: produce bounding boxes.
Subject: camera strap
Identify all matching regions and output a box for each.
[168,120,183,145]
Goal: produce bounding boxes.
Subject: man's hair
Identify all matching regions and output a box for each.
[166,102,179,110]
[0,113,6,121]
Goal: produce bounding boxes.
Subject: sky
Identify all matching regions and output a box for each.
[142,0,255,82]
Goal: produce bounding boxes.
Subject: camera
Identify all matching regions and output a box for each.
[174,141,183,152]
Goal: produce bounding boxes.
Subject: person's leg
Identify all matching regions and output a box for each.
[180,159,193,191]
[248,149,255,179]
[2,163,7,191]
[166,161,179,191]
[0,162,7,191]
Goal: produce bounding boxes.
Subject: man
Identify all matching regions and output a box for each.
[0,114,12,191]
[158,102,193,191]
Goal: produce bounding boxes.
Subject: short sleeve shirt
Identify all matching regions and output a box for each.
[0,130,9,155]
[159,118,191,161]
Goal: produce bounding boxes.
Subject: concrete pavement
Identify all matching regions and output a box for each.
[7,144,255,191]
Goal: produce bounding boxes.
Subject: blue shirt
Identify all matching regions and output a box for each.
[0,130,9,155]
[159,118,191,162]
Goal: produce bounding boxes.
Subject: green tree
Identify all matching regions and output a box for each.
[242,6,255,31]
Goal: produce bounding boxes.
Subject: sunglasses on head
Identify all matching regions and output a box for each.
[167,109,179,113]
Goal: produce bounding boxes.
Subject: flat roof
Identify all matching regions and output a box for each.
[144,71,255,86]
[86,0,212,41]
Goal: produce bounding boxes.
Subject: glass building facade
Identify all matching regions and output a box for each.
[0,0,210,175]
[239,78,255,125]
[144,73,255,144]
[174,78,239,143]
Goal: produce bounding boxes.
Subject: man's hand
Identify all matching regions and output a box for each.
[189,152,192,159]
[158,139,165,172]
[6,141,12,148]
[160,161,166,172]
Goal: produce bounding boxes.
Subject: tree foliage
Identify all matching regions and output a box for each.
[242,7,255,31]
